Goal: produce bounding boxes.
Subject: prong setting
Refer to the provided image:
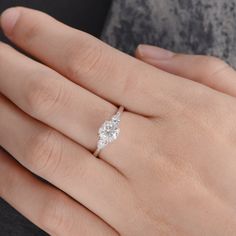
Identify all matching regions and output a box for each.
[94,107,124,156]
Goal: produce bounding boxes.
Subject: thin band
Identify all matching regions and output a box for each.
[93,106,124,157]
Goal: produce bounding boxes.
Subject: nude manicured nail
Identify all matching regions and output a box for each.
[1,8,20,35]
[137,44,174,60]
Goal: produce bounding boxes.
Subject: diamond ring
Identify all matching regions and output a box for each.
[93,106,124,157]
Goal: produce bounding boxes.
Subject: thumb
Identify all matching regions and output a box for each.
[136,44,236,97]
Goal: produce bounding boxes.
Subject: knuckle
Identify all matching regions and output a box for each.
[40,194,74,234]
[25,70,64,117]
[26,129,62,175]
[65,39,105,79]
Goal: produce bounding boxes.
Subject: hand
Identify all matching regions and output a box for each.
[0,7,236,236]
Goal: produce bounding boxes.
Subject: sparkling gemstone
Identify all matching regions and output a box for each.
[97,139,108,150]
[97,113,121,150]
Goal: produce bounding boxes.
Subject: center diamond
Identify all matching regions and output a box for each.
[97,112,121,150]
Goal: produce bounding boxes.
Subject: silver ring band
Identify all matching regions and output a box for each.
[93,106,124,157]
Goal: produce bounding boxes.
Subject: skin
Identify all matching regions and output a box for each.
[0,7,236,236]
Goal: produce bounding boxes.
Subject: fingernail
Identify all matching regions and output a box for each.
[137,44,174,60]
[1,8,20,35]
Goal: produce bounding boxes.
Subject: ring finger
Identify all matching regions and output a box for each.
[0,42,155,174]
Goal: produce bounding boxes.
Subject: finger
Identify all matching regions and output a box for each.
[0,42,116,152]
[136,44,236,97]
[1,7,198,117]
[0,43,148,172]
[0,95,138,233]
[0,148,117,236]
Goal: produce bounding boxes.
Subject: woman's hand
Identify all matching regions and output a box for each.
[1,7,236,236]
